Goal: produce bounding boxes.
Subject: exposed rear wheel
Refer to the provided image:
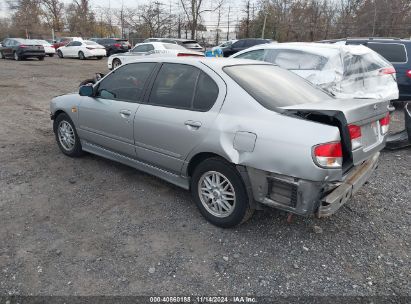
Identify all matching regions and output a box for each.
[191,158,254,228]
[54,113,84,157]
[78,51,86,60]
[112,58,122,69]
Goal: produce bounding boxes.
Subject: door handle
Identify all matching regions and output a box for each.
[120,109,131,118]
[184,120,202,129]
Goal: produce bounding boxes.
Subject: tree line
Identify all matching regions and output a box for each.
[1,0,410,43]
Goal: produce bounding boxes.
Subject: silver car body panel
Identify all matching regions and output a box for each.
[50,58,388,216]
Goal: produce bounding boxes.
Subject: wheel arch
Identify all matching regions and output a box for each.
[186,152,230,178]
[52,110,68,133]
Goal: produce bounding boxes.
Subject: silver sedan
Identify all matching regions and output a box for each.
[50,58,390,227]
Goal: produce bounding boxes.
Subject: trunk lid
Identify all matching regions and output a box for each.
[280,98,390,166]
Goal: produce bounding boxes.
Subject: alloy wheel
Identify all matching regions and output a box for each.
[58,120,75,151]
[198,171,236,218]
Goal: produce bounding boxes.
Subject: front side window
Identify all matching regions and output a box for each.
[236,49,267,61]
[65,42,74,47]
[96,62,156,102]
[224,64,330,110]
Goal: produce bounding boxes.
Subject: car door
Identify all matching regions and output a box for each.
[133,62,223,174]
[71,41,83,57]
[63,41,75,57]
[77,62,157,157]
[2,39,12,57]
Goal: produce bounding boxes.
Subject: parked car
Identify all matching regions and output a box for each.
[221,38,271,57]
[93,38,131,56]
[320,37,411,102]
[0,38,45,61]
[53,37,83,49]
[231,42,399,102]
[143,38,204,52]
[35,39,56,57]
[107,42,204,70]
[57,40,106,60]
[50,58,390,227]
[211,39,238,52]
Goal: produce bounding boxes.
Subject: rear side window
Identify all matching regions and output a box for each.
[149,63,219,111]
[266,49,328,70]
[193,72,219,111]
[366,43,407,63]
[224,65,330,110]
[96,62,155,102]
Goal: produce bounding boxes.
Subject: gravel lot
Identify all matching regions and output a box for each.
[0,57,410,297]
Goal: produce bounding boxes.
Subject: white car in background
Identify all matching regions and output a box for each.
[232,42,399,101]
[57,40,106,60]
[35,40,56,57]
[107,42,204,70]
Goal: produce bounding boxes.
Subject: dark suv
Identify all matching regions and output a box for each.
[0,38,45,61]
[221,38,271,57]
[94,38,131,56]
[321,38,411,101]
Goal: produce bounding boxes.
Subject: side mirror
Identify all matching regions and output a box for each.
[79,85,94,97]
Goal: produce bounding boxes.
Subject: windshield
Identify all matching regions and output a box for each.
[224,64,332,110]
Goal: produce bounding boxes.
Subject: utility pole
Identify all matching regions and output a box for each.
[245,0,250,38]
[216,5,221,45]
[261,0,268,39]
[226,5,230,41]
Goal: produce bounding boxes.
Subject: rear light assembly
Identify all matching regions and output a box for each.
[313,142,343,168]
[348,124,362,150]
[19,44,27,48]
[177,53,204,57]
[378,67,396,75]
[113,43,121,48]
[379,113,390,135]
[86,47,94,50]
[406,70,411,79]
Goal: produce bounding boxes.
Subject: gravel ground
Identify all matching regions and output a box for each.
[0,57,410,297]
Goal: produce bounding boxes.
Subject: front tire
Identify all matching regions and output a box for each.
[57,50,63,58]
[112,58,122,69]
[78,51,86,60]
[191,158,254,228]
[54,113,83,157]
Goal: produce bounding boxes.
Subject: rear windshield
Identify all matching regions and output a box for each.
[266,49,329,70]
[163,43,186,50]
[366,43,407,63]
[182,41,199,45]
[85,41,98,45]
[224,65,330,109]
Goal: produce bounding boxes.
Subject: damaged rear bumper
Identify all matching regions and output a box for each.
[247,153,380,217]
[317,152,379,217]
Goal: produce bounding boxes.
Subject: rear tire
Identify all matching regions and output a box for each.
[38,56,45,61]
[96,56,103,60]
[49,53,54,57]
[191,158,254,228]
[112,58,122,69]
[54,113,84,157]
[57,50,63,58]
[78,51,86,60]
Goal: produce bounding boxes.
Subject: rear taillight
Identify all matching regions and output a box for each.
[379,113,390,135]
[379,67,396,75]
[114,43,121,48]
[19,44,27,48]
[313,142,343,168]
[177,53,203,57]
[348,124,362,150]
[86,47,94,50]
[406,70,411,79]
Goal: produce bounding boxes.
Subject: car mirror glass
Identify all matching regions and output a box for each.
[79,85,94,97]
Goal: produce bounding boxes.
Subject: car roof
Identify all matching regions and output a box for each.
[234,42,374,57]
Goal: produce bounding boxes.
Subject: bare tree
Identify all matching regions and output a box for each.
[40,0,64,32]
